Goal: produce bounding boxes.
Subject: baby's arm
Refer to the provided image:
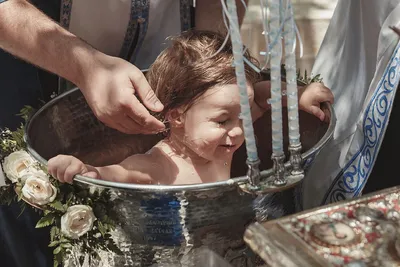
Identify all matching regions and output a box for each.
[48,154,155,184]
[298,82,334,121]
[48,155,101,184]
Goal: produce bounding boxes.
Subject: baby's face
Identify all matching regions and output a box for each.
[179,83,255,162]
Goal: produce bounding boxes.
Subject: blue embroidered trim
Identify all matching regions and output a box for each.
[129,0,150,63]
[119,0,140,60]
[58,0,73,93]
[60,0,73,29]
[180,0,192,31]
[322,43,400,205]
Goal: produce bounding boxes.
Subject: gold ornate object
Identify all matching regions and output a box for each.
[244,186,400,266]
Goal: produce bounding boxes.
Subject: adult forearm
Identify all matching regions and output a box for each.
[0,0,103,86]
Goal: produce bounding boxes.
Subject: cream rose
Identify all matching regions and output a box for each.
[21,174,57,206]
[61,205,96,239]
[3,150,36,183]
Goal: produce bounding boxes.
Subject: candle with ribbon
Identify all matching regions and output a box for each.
[269,0,284,158]
[268,0,287,185]
[225,0,260,182]
[283,0,304,176]
[284,1,300,147]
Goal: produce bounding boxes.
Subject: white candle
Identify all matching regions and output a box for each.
[269,0,284,157]
[283,0,301,147]
[226,0,259,162]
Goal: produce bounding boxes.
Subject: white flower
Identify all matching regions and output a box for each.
[21,174,57,206]
[61,205,96,239]
[3,150,36,183]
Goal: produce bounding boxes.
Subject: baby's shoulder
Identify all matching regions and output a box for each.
[121,152,164,171]
[120,149,173,182]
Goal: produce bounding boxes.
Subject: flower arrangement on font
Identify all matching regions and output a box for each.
[0,107,122,267]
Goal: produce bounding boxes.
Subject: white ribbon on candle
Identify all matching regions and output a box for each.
[222,0,259,162]
[269,0,284,157]
[283,0,301,146]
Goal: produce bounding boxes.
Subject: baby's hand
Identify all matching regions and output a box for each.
[299,82,334,121]
[47,155,99,184]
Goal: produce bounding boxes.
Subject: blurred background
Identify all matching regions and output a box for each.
[241,0,338,74]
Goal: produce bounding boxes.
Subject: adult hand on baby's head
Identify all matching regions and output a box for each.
[77,55,165,134]
[48,155,99,184]
[299,82,334,121]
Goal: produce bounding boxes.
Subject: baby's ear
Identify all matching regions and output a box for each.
[165,108,185,127]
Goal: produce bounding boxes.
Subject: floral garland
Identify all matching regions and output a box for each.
[0,107,122,267]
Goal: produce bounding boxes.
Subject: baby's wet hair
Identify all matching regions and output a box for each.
[146,30,260,122]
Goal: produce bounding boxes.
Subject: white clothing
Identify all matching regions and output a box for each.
[302,0,400,208]
[63,0,185,69]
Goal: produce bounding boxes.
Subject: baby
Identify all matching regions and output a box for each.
[48,30,334,185]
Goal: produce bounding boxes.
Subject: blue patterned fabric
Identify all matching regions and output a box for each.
[323,42,400,204]
[0,0,7,4]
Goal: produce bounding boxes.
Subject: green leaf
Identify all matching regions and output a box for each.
[97,221,106,236]
[53,245,62,255]
[49,241,60,248]
[107,241,123,255]
[17,202,26,218]
[53,251,63,267]
[49,201,66,212]
[50,226,60,242]
[17,105,35,122]
[36,213,56,228]
[60,242,72,249]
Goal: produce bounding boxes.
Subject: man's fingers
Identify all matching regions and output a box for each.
[130,71,164,112]
[105,116,163,135]
[115,121,138,134]
[123,97,165,131]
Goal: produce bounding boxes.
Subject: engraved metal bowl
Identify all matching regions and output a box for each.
[24,82,335,266]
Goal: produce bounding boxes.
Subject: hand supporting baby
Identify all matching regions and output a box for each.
[253,81,334,121]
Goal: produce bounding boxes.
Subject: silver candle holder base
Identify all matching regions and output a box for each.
[240,152,306,194]
[245,159,262,191]
[272,154,287,186]
[287,144,304,180]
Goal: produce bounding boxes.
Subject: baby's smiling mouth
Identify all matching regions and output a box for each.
[220,144,235,148]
